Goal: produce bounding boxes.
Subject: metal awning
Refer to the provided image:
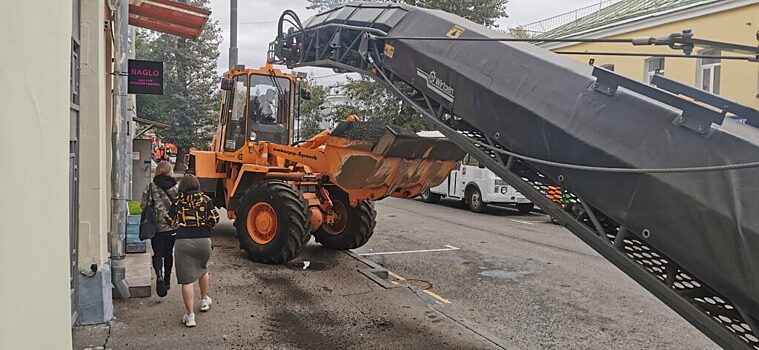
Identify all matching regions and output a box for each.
[133,116,169,139]
[128,0,211,39]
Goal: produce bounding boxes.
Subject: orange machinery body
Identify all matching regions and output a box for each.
[191,64,463,234]
[192,128,462,227]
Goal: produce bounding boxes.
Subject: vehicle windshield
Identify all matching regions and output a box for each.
[248,74,291,143]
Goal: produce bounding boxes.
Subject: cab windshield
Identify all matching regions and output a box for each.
[248,74,291,144]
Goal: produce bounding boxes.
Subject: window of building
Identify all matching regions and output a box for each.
[698,49,721,94]
[645,57,664,84]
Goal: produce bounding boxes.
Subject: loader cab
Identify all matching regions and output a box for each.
[219,66,297,153]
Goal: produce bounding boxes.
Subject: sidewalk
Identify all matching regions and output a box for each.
[73,219,505,350]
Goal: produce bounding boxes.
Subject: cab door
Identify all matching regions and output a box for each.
[221,74,249,154]
[448,163,460,198]
[458,154,483,197]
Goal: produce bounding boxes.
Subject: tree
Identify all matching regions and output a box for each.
[405,0,508,28]
[508,26,532,39]
[297,84,328,139]
[305,0,347,11]
[328,77,428,132]
[135,0,221,167]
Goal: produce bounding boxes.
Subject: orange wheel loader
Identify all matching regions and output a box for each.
[187,64,465,264]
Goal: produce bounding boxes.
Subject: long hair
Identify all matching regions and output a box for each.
[178,173,200,193]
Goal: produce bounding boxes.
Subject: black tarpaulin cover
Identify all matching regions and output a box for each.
[298,3,759,321]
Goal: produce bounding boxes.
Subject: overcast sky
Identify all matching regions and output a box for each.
[209,0,605,83]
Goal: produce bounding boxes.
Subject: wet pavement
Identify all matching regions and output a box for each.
[354,198,718,350]
[73,214,504,350]
[74,197,719,349]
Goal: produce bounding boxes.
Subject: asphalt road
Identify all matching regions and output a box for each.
[74,197,721,349]
[355,197,718,350]
[74,212,500,350]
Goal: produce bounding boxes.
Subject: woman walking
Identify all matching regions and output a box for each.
[168,174,219,327]
[140,161,178,297]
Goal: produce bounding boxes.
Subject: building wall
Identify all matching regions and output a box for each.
[77,0,114,324]
[549,3,758,109]
[0,0,74,348]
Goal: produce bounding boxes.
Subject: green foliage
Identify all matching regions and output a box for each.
[305,0,347,11]
[403,0,508,28]
[332,77,428,132]
[507,26,532,39]
[135,0,221,159]
[298,84,328,140]
[128,200,142,215]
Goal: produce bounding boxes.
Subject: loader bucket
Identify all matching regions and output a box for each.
[322,122,465,205]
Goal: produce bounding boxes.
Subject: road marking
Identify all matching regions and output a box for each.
[387,269,452,304]
[423,289,452,304]
[510,219,535,225]
[359,245,461,256]
[388,271,406,281]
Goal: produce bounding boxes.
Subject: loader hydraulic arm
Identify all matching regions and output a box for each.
[270,4,759,349]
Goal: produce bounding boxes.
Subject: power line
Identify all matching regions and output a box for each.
[556,51,755,61]
[310,73,345,80]
[217,21,278,25]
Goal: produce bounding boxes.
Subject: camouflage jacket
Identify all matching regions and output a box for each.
[167,191,220,229]
[140,182,179,233]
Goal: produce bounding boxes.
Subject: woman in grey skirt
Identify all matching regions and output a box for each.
[167,174,220,327]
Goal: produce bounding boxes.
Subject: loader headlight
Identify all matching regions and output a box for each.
[500,187,508,194]
[249,131,257,141]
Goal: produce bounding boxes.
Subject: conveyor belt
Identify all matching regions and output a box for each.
[270,3,759,348]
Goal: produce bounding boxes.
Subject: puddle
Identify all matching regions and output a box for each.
[478,269,531,279]
[285,260,332,271]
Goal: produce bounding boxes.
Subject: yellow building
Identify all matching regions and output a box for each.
[532,0,758,110]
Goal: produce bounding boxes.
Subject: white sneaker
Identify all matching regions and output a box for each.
[200,296,212,312]
[182,313,196,327]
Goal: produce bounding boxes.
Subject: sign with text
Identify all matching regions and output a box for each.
[128,59,163,95]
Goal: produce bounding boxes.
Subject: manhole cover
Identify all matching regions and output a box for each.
[285,260,332,271]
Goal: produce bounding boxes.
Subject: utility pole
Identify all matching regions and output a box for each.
[110,0,131,299]
[229,0,238,69]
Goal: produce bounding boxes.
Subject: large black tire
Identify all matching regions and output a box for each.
[466,186,487,213]
[420,188,442,203]
[235,180,311,264]
[516,203,535,214]
[314,188,376,250]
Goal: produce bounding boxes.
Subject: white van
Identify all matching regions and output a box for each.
[421,153,534,213]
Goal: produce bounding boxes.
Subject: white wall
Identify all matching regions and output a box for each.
[79,0,109,272]
[0,1,74,348]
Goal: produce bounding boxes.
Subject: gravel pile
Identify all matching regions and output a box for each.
[331,121,415,143]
